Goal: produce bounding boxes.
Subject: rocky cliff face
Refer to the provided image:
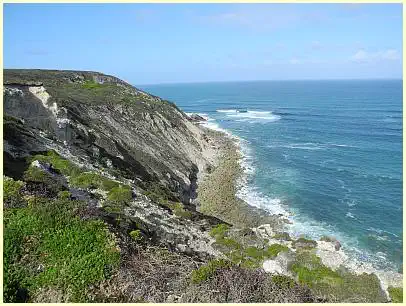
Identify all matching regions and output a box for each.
[4,69,215,204]
[4,69,227,263]
[3,70,398,303]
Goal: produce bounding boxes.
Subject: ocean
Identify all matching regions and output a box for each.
[140,80,403,272]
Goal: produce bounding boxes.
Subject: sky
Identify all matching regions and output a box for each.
[4,3,403,84]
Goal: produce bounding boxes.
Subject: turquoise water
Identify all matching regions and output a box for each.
[140,80,403,271]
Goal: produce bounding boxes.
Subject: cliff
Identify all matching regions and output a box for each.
[3,69,401,303]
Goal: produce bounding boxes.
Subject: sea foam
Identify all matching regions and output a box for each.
[217,109,281,122]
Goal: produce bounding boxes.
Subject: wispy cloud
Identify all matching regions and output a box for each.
[199,5,329,31]
[289,58,301,65]
[310,41,323,51]
[350,49,401,63]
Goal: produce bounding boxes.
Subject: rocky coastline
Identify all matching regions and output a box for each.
[189,113,403,302]
[3,70,403,303]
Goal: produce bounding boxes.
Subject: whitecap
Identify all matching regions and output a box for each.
[346,212,356,219]
[216,109,238,113]
[195,111,401,276]
[228,110,281,121]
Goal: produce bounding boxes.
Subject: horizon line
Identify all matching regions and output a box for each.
[137,77,403,86]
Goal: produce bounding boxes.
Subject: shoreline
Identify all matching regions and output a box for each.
[194,116,403,296]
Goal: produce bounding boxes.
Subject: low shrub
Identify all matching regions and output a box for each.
[271,275,296,289]
[191,259,232,284]
[172,203,193,219]
[129,230,142,242]
[265,244,290,258]
[31,151,81,177]
[288,251,387,302]
[3,176,26,208]
[272,232,292,241]
[388,287,403,303]
[82,80,102,89]
[3,196,120,302]
[107,185,132,203]
[292,237,317,249]
[209,224,230,238]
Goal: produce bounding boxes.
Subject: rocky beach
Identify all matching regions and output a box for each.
[194,118,403,301]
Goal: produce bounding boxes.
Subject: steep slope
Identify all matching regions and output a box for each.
[4,69,215,203]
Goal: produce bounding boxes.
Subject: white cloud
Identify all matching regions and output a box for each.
[289,58,301,65]
[381,49,400,60]
[199,5,329,31]
[351,49,400,63]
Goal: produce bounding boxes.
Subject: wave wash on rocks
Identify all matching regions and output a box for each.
[2,69,402,303]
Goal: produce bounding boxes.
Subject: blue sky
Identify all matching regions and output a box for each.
[4,3,403,84]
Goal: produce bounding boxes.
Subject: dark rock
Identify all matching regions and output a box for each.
[187,113,207,123]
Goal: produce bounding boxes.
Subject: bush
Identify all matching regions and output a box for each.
[209,224,230,238]
[172,202,193,219]
[265,244,290,258]
[288,251,387,302]
[23,165,64,195]
[271,275,296,289]
[30,151,121,193]
[3,176,26,208]
[57,190,71,200]
[107,185,132,203]
[388,287,403,303]
[191,259,232,284]
[292,237,317,249]
[129,230,142,242]
[31,151,81,177]
[69,172,103,189]
[82,80,102,89]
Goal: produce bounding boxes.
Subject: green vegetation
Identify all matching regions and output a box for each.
[57,190,71,200]
[82,80,103,89]
[288,250,386,302]
[208,223,289,269]
[388,287,403,303]
[31,151,81,178]
[4,196,119,302]
[30,151,122,193]
[3,151,128,302]
[271,275,296,289]
[171,202,193,219]
[191,259,232,284]
[266,244,290,257]
[142,182,174,204]
[129,230,143,242]
[23,165,64,195]
[3,176,26,208]
[107,185,132,203]
[272,232,292,241]
[70,172,110,190]
[292,237,318,249]
[209,223,230,238]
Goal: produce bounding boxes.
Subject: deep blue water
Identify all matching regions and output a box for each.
[140,80,403,271]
